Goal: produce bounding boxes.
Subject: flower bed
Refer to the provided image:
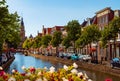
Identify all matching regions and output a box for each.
[0,63,92,81]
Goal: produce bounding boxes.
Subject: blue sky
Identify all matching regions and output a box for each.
[6,0,120,37]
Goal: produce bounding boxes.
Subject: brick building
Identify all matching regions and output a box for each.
[18,18,26,49]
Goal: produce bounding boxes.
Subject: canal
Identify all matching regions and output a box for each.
[7,53,120,81]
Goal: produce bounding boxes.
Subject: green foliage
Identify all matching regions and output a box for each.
[51,31,62,47]
[34,36,42,48]
[66,20,81,41]
[109,17,120,37]
[0,0,20,53]
[65,20,81,52]
[22,39,30,49]
[62,37,71,49]
[76,25,101,48]
[101,26,112,48]
[41,35,52,48]
[101,17,120,48]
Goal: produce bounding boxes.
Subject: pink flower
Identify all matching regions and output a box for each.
[21,73,26,76]
[30,67,36,73]
[105,78,112,81]
[0,71,5,76]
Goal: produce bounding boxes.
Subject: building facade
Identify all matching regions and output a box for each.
[18,18,26,49]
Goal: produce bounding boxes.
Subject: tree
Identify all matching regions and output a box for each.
[101,17,120,58]
[34,36,42,48]
[0,0,20,55]
[65,20,81,53]
[22,39,30,49]
[101,26,113,48]
[76,25,101,48]
[51,31,62,55]
[41,35,52,48]
[76,25,101,62]
[62,37,71,49]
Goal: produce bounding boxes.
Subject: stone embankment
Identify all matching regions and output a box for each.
[28,53,120,77]
[2,57,15,71]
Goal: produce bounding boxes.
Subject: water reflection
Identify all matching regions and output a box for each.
[7,53,62,73]
[7,53,120,81]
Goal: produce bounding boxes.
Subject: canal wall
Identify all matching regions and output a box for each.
[2,57,15,71]
[28,54,120,77]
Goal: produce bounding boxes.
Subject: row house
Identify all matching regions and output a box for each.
[96,7,120,63]
[81,7,120,63]
[38,25,65,55]
[95,7,114,63]
[80,17,95,53]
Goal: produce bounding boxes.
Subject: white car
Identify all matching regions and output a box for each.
[82,55,91,61]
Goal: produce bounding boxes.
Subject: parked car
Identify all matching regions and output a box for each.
[78,54,84,61]
[111,58,120,68]
[66,53,72,59]
[63,53,68,58]
[58,52,64,58]
[82,55,91,61]
[71,53,79,60]
[2,53,8,64]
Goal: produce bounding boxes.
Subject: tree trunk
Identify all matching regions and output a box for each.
[56,46,58,56]
[73,41,76,53]
[113,37,116,58]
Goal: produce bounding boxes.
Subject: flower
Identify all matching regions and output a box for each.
[71,69,78,74]
[37,71,42,76]
[43,77,48,81]
[0,66,3,70]
[24,79,30,81]
[0,64,91,81]
[21,66,26,70]
[84,72,88,79]
[0,71,5,76]
[44,67,48,70]
[62,77,69,81]
[63,65,68,71]
[8,77,16,81]
[21,73,26,76]
[105,78,112,81]
[36,78,42,81]
[12,69,17,73]
[88,79,92,81]
[49,66,55,73]
[77,72,83,77]
[30,67,36,73]
[73,62,78,68]
[26,72,31,76]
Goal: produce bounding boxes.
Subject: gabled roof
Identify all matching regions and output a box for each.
[95,7,111,14]
[81,20,87,27]
[38,33,42,36]
[92,16,97,24]
[46,28,52,34]
[53,26,64,31]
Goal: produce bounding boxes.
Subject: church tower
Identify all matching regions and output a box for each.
[20,17,26,41]
[19,17,26,49]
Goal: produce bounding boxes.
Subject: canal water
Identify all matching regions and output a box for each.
[7,53,120,81]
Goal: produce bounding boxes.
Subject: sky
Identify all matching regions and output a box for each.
[6,0,120,37]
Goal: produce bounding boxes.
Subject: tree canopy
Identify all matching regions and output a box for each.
[0,0,20,53]
[76,25,101,48]
[65,20,81,52]
[41,35,52,48]
[51,31,62,47]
